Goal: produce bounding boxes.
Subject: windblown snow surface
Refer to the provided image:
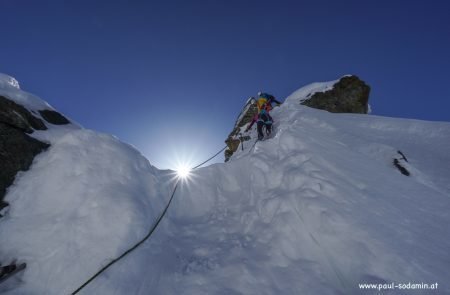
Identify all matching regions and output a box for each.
[1,75,449,294]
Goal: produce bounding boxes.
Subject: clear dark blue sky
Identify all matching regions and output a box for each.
[2,0,449,168]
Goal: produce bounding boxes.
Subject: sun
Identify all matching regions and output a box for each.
[176,165,191,179]
[166,147,198,181]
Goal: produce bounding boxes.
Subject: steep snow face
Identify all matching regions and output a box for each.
[1,78,450,294]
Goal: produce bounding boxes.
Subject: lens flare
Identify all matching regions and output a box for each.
[176,165,191,179]
[165,145,199,182]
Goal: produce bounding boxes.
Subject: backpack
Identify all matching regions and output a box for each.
[256,98,267,112]
[257,93,275,112]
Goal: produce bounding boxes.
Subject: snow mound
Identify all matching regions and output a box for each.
[285,78,339,103]
[0,129,174,294]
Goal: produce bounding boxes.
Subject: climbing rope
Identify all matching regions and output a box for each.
[248,139,259,154]
[192,146,227,169]
[71,181,179,295]
[71,146,227,294]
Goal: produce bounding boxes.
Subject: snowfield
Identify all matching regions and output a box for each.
[1,74,449,294]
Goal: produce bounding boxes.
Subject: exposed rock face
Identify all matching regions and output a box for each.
[0,123,50,209]
[0,96,47,133]
[224,99,257,161]
[301,75,370,114]
[39,109,70,125]
[0,96,51,208]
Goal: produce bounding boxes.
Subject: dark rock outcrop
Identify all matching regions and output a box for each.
[39,110,70,125]
[393,150,410,176]
[0,96,47,133]
[0,96,50,207]
[224,99,257,161]
[301,75,370,114]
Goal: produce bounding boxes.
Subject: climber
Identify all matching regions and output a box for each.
[244,92,282,140]
[244,92,281,140]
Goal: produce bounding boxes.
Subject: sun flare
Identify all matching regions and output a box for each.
[176,165,191,179]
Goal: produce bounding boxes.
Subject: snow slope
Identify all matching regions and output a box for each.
[1,75,449,294]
